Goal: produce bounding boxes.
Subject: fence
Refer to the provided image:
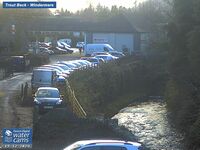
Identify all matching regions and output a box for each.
[65,80,87,118]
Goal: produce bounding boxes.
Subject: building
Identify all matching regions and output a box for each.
[84,14,140,54]
[29,14,141,54]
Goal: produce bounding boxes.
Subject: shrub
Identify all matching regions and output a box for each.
[69,55,167,116]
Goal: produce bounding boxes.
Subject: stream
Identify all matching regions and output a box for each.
[113,102,184,150]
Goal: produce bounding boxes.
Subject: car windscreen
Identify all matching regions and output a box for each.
[36,89,59,98]
[106,44,114,51]
[56,65,70,70]
[95,56,107,60]
[88,59,98,62]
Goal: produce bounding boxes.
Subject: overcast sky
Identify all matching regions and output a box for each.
[56,0,146,12]
[0,0,146,12]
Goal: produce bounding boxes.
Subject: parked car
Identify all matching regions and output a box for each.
[95,55,118,62]
[80,57,100,66]
[39,66,68,78]
[39,42,51,48]
[42,65,70,76]
[57,61,79,70]
[91,52,111,57]
[54,47,69,54]
[60,41,71,48]
[96,57,105,63]
[76,42,85,48]
[53,64,74,73]
[68,61,83,69]
[109,51,125,58]
[73,60,91,68]
[58,38,72,47]
[39,47,54,55]
[63,46,74,54]
[33,87,63,114]
[63,140,142,150]
[77,60,92,67]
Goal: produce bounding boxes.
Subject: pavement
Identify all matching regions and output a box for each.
[0,72,32,144]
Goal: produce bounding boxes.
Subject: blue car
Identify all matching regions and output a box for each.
[34,87,63,114]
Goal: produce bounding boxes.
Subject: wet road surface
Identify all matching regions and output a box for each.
[0,73,31,143]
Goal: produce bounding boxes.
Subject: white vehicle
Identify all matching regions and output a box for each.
[58,39,72,46]
[109,51,125,58]
[31,68,58,93]
[95,55,118,63]
[63,140,142,150]
[84,44,115,56]
[91,52,111,57]
[76,42,85,48]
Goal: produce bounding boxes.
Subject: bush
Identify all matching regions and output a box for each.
[29,54,49,67]
[69,55,167,117]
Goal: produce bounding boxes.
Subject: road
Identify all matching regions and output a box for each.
[0,54,82,148]
[0,54,77,144]
[0,73,32,144]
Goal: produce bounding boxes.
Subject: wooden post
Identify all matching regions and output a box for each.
[21,84,24,98]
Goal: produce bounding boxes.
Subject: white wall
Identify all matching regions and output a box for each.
[92,33,134,53]
[115,33,134,52]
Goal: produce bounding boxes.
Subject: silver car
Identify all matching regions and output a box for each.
[63,140,142,150]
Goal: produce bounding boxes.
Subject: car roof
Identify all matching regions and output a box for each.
[70,140,141,147]
[93,52,109,54]
[110,51,123,54]
[95,55,110,57]
[33,67,54,71]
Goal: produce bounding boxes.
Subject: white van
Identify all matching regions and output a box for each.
[84,44,115,56]
[31,68,58,93]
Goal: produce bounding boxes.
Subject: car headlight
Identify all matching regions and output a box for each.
[56,100,62,105]
[34,99,41,104]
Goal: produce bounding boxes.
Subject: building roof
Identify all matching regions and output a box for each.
[29,14,138,33]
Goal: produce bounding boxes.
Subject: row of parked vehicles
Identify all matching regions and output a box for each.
[31,49,142,149]
[32,50,125,91]
[31,57,101,113]
[37,41,74,55]
[36,42,128,57]
[31,59,91,113]
[31,50,124,113]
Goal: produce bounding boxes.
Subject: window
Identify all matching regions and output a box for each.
[103,47,109,52]
[36,89,59,98]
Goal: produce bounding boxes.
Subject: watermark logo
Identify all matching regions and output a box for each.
[3,1,57,8]
[5,130,12,137]
[2,128,32,149]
